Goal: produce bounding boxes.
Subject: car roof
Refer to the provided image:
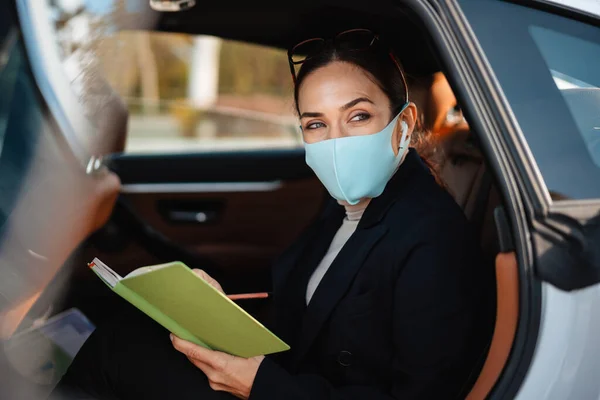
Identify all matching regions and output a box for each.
[149,0,441,76]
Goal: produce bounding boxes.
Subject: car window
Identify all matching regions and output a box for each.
[47,2,299,154]
[459,0,600,200]
[530,26,600,169]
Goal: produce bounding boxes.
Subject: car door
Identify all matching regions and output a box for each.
[427,0,600,398]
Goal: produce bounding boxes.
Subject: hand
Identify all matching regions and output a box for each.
[171,335,264,399]
[193,269,224,294]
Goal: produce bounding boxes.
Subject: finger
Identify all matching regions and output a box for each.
[212,280,224,293]
[192,269,224,293]
[187,357,232,390]
[207,380,228,393]
[192,269,211,281]
[188,357,220,381]
[171,335,222,367]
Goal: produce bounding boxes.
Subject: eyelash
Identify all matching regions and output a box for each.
[304,113,371,130]
[350,112,371,122]
[305,122,326,130]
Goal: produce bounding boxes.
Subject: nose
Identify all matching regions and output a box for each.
[328,122,346,140]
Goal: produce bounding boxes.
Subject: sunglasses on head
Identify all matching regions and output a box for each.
[287,28,409,102]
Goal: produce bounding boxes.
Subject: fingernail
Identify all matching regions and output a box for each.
[170,334,174,341]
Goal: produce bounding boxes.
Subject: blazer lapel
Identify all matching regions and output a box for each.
[290,224,388,369]
[273,201,345,295]
[273,204,345,356]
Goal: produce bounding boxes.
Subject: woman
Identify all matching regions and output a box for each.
[54,29,495,400]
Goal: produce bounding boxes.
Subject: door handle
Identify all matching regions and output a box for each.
[166,210,218,224]
[158,199,223,225]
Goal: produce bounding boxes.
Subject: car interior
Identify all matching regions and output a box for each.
[0,1,521,399]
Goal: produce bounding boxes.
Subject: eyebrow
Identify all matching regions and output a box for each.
[300,111,324,119]
[299,97,375,119]
[340,97,374,111]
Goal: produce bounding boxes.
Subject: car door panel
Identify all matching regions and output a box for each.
[121,178,324,269]
[93,150,326,289]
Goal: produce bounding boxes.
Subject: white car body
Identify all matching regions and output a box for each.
[546,0,600,17]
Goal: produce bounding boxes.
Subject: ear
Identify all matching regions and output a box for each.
[391,102,418,156]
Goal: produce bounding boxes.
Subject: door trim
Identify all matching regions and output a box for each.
[121,181,283,194]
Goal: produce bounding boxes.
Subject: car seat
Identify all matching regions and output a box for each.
[466,207,519,399]
[411,72,498,260]
[413,73,519,399]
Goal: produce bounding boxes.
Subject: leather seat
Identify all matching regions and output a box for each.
[466,251,519,400]
[410,72,469,137]
[410,73,489,228]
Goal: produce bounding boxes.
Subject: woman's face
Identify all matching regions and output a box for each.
[297,61,416,154]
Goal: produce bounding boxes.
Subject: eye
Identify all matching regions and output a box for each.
[305,121,326,130]
[350,113,371,122]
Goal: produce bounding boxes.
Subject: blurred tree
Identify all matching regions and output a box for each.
[219,40,292,97]
[92,27,293,116]
[150,33,191,101]
[135,31,159,113]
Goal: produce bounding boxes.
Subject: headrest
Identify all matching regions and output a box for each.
[411,73,468,138]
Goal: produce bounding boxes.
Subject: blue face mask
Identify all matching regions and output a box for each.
[304,106,410,205]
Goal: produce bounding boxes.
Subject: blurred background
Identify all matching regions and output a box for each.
[51,0,300,154]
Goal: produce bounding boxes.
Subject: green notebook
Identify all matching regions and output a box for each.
[89,258,289,358]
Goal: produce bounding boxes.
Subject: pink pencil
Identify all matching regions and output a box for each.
[227,292,270,300]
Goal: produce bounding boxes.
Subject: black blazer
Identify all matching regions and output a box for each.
[250,150,496,400]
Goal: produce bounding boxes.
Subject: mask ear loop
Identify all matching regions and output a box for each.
[389,51,411,153]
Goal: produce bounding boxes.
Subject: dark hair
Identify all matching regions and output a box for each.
[292,42,444,186]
